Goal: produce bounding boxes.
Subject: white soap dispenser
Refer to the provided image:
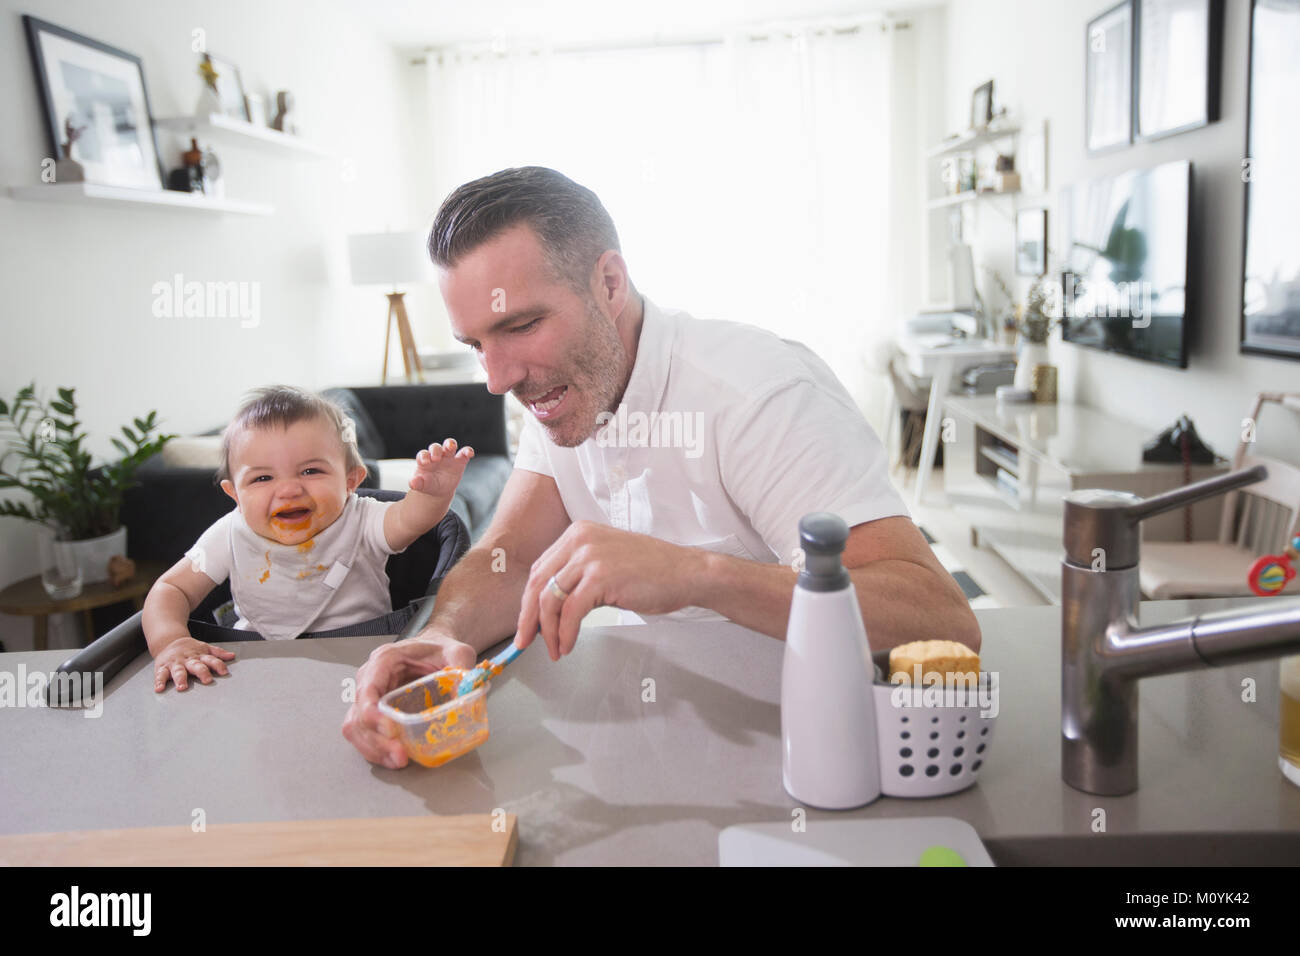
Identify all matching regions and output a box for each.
[781,512,882,809]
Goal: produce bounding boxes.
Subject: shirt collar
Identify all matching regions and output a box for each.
[615,294,673,416]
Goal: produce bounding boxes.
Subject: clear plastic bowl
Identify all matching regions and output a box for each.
[378,668,490,768]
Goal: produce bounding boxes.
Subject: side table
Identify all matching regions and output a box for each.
[0,561,166,651]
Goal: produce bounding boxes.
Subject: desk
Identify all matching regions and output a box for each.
[1,603,1296,865]
[895,335,1015,508]
[0,561,164,651]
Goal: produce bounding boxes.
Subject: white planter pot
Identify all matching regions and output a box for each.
[1014,342,1050,391]
[62,526,128,586]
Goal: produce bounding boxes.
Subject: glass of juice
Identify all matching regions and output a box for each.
[378,668,490,768]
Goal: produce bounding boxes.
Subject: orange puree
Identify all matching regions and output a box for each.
[390,668,491,768]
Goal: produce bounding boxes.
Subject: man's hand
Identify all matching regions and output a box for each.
[153,637,236,692]
[341,632,477,768]
[515,520,706,661]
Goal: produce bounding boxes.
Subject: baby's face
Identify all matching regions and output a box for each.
[220,416,365,546]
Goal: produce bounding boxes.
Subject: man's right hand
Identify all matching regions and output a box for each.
[341,632,477,768]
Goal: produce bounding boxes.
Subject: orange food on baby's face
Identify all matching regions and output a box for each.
[220,416,364,547]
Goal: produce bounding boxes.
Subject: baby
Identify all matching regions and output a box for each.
[144,385,473,692]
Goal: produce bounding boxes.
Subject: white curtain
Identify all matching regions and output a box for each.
[426,23,897,405]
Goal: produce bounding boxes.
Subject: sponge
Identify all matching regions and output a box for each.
[889,639,980,686]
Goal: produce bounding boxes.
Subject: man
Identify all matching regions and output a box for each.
[343,167,979,769]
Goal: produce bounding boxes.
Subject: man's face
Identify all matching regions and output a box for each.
[220,417,364,546]
[439,224,628,447]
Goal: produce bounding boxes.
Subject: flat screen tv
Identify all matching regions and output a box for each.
[1059,159,1191,368]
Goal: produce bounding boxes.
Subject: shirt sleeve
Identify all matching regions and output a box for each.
[513,414,554,476]
[184,512,235,585]
[356,495,402,557]
[717,377,910,563]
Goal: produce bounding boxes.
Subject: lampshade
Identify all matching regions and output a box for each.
[347,231,433,287]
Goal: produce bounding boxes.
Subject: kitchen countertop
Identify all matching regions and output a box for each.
[1,597,1297,865]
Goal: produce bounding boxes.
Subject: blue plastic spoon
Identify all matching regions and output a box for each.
[456,636,529,696]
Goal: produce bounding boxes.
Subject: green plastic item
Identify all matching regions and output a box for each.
[918,845,967,867]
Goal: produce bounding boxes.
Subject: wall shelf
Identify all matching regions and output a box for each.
[6,183,273,216]
[154,113,329,158]
[926,189,1019,210]
[927,124,1021,158]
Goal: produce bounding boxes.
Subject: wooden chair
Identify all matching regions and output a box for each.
[1140,393,1300,599]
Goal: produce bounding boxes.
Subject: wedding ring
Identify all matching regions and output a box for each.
[547,574,569,601]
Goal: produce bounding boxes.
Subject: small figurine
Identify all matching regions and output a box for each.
[107,554,136,588]
[1248,535,1300,596]
[270,90,296,134]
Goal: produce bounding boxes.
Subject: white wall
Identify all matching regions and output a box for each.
[0,0,432,649]
[941,0,1300,459]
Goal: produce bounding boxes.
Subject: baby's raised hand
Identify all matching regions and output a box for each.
[409,438,474,502]
[154,637,236,692]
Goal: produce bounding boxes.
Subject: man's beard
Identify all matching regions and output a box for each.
[519,295,628,449]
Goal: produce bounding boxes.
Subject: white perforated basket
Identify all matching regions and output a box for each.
[871,672,998,798]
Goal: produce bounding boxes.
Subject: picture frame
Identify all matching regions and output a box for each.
[1016,208,1048,277]
[202,52,250,122]
[970,80,993,131]
[1240,0,1300,361]
[1085,1,1133,154]
[22,15,164,190]
[1134,0,1223,141]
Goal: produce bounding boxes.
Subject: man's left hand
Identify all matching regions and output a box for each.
[515,520,704,660]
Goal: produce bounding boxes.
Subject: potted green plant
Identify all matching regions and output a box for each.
[1013,274,1060,391]
[0,384,174,595]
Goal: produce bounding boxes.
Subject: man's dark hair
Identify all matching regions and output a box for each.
[218,385,364,482]
[427,166,621,293]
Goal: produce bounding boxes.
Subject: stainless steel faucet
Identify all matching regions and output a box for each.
[1061,466,1300,795]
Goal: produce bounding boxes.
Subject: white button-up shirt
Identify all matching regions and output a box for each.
[513,296,909,621]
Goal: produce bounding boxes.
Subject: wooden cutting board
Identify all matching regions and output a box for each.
[0,814,517,866]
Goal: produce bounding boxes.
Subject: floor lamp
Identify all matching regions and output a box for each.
[347,231,430,384]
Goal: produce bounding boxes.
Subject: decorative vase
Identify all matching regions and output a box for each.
[1014,341,1049,391]
[65,526,129,586]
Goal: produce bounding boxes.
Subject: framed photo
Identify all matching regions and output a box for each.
[1135,0,1223,140]
[970,80,993,131]
[1016,208,1048,277]
[1241,0,1300,360]
[22,15,164,190]
[1086,1,1133,154]
[202,52,250,122]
